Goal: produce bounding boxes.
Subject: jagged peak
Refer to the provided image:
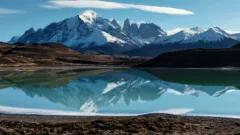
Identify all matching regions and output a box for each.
[111,19,121,29]
[22,27,35,35]
[80,10,98,17]
[79,10,100,24]
[174,27,204,35]
[27,27,35,32]
[190,27,204,33]
[111,19,119,25]
[124,18,130,22]
[111,19,117,23]
[178,29,196,34]
[139,23,160,28]
[208,27,223,32]
[205,27,229,37]
[131,23,138,27]
[123,18,130,26]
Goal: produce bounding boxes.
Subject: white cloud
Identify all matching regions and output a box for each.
[0,8,25,15]
[48,0,128,9]
[126,4,194,15]
[40,4,61,9]
[41,0,194,15]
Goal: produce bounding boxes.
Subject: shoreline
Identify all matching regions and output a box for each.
[1,65,240,71]
[0,113,240,134]
[0,65,131,71]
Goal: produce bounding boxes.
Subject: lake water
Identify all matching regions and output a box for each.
[0,69,240,118]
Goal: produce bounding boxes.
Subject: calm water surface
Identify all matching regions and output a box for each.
[0,69,240,117]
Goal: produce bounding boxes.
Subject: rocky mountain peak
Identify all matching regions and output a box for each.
[190,27,205,33]
[8,36,20,44]
[139,23,167,39]
[79,10,100,25]
[111,19,121,30]
[123,18,131,34]
[130,23,139,36]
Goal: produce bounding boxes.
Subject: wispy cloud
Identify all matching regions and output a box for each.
[41,0,194,15]
[0,8,25,15]
[40,4,61,9]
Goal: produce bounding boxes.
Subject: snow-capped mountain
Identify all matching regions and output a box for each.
[11,10,145,53]
[9,10,240,55]
[156,27,240,44]
[157,27,205,44]
[185,27,234,43]
[125,27,240,57]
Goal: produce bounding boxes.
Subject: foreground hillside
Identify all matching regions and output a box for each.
[0,114,240,135]
[137,43,240,68]
[0,42,147,67]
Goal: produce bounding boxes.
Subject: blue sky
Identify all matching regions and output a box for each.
[1,0,240,42]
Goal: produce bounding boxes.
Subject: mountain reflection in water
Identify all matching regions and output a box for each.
[0,69,239,116]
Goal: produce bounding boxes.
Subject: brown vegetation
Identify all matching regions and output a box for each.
[0,114,240,135]
[0,42,148,67]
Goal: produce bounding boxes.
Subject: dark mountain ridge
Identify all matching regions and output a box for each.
[125,38,240,57]
[136,43,240,68]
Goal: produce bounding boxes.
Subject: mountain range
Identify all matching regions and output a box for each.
[9,10,240,56]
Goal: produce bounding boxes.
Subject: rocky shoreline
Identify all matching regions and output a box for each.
[0,114,239,135]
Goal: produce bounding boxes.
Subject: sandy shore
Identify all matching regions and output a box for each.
[0,114,239,135]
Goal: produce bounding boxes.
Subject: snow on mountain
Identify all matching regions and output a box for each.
[167,27,204,36]
[167,28,186,36]
[190,27,205,33]
[110,19,121,30]
[156,27,204,44]
[232,33,240,41]
[11,10,144,53]
[81,30,126,48]
[8,10,240,54]
[79,10,98,25]
[185,27,232,43]
[156,27,240,44]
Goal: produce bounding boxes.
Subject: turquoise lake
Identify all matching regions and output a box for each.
[0,69,240,118]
